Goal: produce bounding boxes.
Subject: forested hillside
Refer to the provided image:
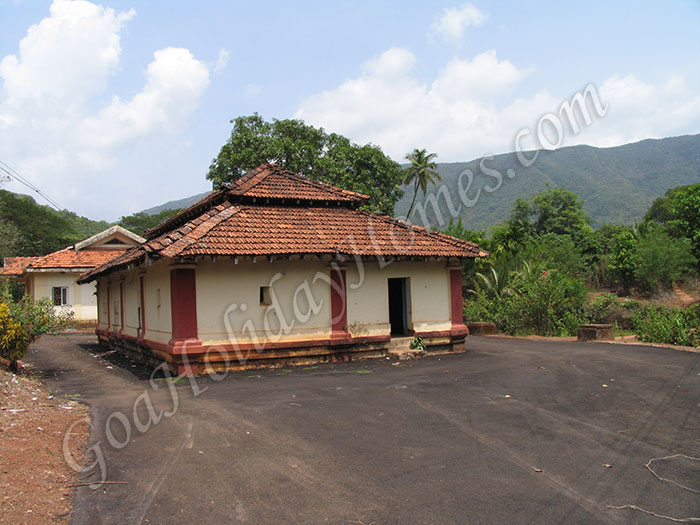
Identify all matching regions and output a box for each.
[0,190,110,257]
[395,134,700,230]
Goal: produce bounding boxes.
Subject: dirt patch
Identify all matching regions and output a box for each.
[0,367,90,524]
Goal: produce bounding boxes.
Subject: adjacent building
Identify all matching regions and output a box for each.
[1,226,145,323]
[78,164,487,374]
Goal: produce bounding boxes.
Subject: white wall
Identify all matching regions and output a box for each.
[141,261,172,344]
[195,258,332,347]
[30,272,97,321]
[345,261,451,336]
[95,257,453,346]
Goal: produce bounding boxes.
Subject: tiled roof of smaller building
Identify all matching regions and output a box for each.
[0,257,39,276]
[28,248,127,270]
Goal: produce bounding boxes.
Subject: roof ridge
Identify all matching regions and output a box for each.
[227,163,370,201]
[160,203,240,257]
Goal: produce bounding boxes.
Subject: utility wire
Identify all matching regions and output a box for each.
[0,159,64,210]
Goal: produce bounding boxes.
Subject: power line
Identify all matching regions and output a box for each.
[0,159,64,210]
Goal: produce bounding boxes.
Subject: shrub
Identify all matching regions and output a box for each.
[634,230,696,292]
[585,293,641,329]
[464,264,587,337]
[0,297,74,368]
[631,304,700,347]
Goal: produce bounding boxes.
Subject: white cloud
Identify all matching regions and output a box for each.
[1,0,134,104]
[0,0,211,219]
[432,50,531,100]
[363,47,416,77]
[295,47,700,162]
[214,48,229,73]
[78,47,210,150]
[430,3,488,40]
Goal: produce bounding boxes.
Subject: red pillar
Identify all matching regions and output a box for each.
[450,269,468,336]
[330,267,349,342]
[168,267,203,375]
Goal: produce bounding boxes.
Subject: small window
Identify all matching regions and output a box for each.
[52,287,68,306]
[113,301,120,325]
[156,288,161,308]
[259,286,271,306]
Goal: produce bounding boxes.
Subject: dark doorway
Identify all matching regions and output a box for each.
[388,278,409,336]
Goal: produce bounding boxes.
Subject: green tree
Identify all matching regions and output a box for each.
[403,149,442,220]
[0,217,21,261]
[508,186,591,238]
[438,217,485,245]
[118,209,183,237]
[634,229,696,291]
[607,230,639,294]
[672,183,700,263]
[207,114,404,214]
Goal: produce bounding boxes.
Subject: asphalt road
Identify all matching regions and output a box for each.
[27,335,700,524]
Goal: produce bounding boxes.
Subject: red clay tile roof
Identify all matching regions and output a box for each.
[228,164,369,203]
[146,164,370,239]
[27,248,126,271]
[0,257,39,276]
[79,203,487,284]
[179,206,485,258]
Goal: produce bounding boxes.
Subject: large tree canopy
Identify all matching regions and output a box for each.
[508,186,591,237]
[206,114,403,215]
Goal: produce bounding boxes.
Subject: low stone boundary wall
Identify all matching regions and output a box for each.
[467,322,498,336]
[577,324,614,342]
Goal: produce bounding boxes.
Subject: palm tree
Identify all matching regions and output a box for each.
[403,149,442,220]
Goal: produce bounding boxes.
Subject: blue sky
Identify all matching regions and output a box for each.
[1,0,699,220]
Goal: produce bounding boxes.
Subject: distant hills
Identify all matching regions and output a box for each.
[0,189,110,257]
[139,134,700,231]
[140,192,209,216]
[394,134,700,230]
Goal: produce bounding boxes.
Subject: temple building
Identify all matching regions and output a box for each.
[78,164,487,375]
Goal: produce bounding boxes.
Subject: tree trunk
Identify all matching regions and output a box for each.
[405,179,419,220]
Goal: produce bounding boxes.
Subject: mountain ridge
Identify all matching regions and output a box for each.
[139,134,700,230]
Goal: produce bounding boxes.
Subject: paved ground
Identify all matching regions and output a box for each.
[26,335,700,524]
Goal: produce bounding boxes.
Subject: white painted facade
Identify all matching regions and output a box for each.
[96,258,453,347]
[29,271,97,320]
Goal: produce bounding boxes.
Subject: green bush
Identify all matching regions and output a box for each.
[631,304,700,347]
[634,230,696,292]
[0,297,74,368]
[585,293,641,328]
[464,264,587,337]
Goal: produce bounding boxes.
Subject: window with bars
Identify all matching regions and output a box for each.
[52,287,68,306]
